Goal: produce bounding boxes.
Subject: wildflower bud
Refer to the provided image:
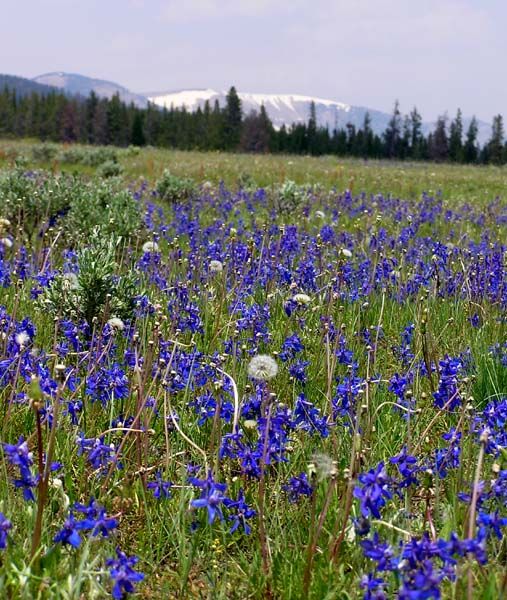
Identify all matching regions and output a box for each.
[54,363,66,381]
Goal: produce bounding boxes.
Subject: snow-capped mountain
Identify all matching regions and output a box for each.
[147,88,491,144]
[147,88,395,133]
[29,73,491,145]
[33,72,148,108]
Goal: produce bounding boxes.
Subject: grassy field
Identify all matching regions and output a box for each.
[0,141,505,599]
[2,138,507,203]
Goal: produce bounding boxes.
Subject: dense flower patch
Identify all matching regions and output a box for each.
[0,168,506,597]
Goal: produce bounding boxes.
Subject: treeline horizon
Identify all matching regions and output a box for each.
[1,84,507,164]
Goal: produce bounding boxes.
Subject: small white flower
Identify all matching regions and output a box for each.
[292,293,311,305]
[248,354,278,381]
[0,238,13,249]
[142,241,159,253]
[209,259,223,274]
[341,248,352,258]
[202,181,213,191]
[315,210,326,219]
[15,331,31,348]
[107,317,125,331]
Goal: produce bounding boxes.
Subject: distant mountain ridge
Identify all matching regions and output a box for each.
[33,72,148,108]
[0,74,57,97]
[0,71,493,145]
[147,88,491,145]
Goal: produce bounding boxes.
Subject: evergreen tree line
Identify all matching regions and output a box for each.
[1,84,507,164]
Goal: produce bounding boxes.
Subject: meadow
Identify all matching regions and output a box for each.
[0,141,505,599]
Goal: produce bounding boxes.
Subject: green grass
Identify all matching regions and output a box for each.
[2,138,507,204]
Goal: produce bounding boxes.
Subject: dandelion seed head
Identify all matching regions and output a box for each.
[309,453,338,481]
[341,248,352,258]
[107,317,125,331]
[247,354,278,381]
[15,331,31,348]
[142,241,159,253]
[293,293,311,305]
[209,260,223,274]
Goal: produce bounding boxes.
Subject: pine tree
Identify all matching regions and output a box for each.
[131,111,146,146]
[448,109,463,162]
[307,101,318,154]
[383,100,402,158]
[222,86,242,150]
[487,114,504,164]
[463,117,479,163]
[409,107,423,158]
[429,116,449,162]
[361,112,374,158]
[240,106,273,153]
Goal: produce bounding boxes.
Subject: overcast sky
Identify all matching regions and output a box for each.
[2,0,505,121]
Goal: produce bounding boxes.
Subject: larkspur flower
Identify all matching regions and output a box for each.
[223,489,256,534]
[189,471,227,525]
[106,547,144,599]
[0,513,12,549]
[147,471,172,500]
[354,462,393,519]
[283,472,314,503]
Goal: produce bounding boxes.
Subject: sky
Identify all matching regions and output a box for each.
[1,0,505,122]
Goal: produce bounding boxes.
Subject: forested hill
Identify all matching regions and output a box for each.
[0,78,506,165]
[0,75,56,97]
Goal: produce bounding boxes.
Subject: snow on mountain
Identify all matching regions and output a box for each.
[29,73,491,146]
[147,88,491,145]
[147,88,390,132]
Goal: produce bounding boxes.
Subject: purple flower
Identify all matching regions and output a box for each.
[147,471,172,500]
[283,472,314,503]
[106,547,144,599]
[0,513,12,549]
[223,489,256,534]
[354,462,393,519]
[189,471,227,524]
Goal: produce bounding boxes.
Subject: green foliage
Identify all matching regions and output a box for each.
[31,143,58,162]
[40,229,139,324]
[0,168,141,243]
[274,179,310,214]
[96,159,123,178]
[156,168,196,201]
[65,183,141,240]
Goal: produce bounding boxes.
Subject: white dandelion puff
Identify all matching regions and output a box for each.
[0,238,13,249]
[248,354,278,381]
[341,248,352,258]
[107,317,125,331]
[309,453,338,481]
[292,293,311,305]
[15,331,31,348]
[142,241,159,253]
[315,210,326,219]
[209,259,223,274]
